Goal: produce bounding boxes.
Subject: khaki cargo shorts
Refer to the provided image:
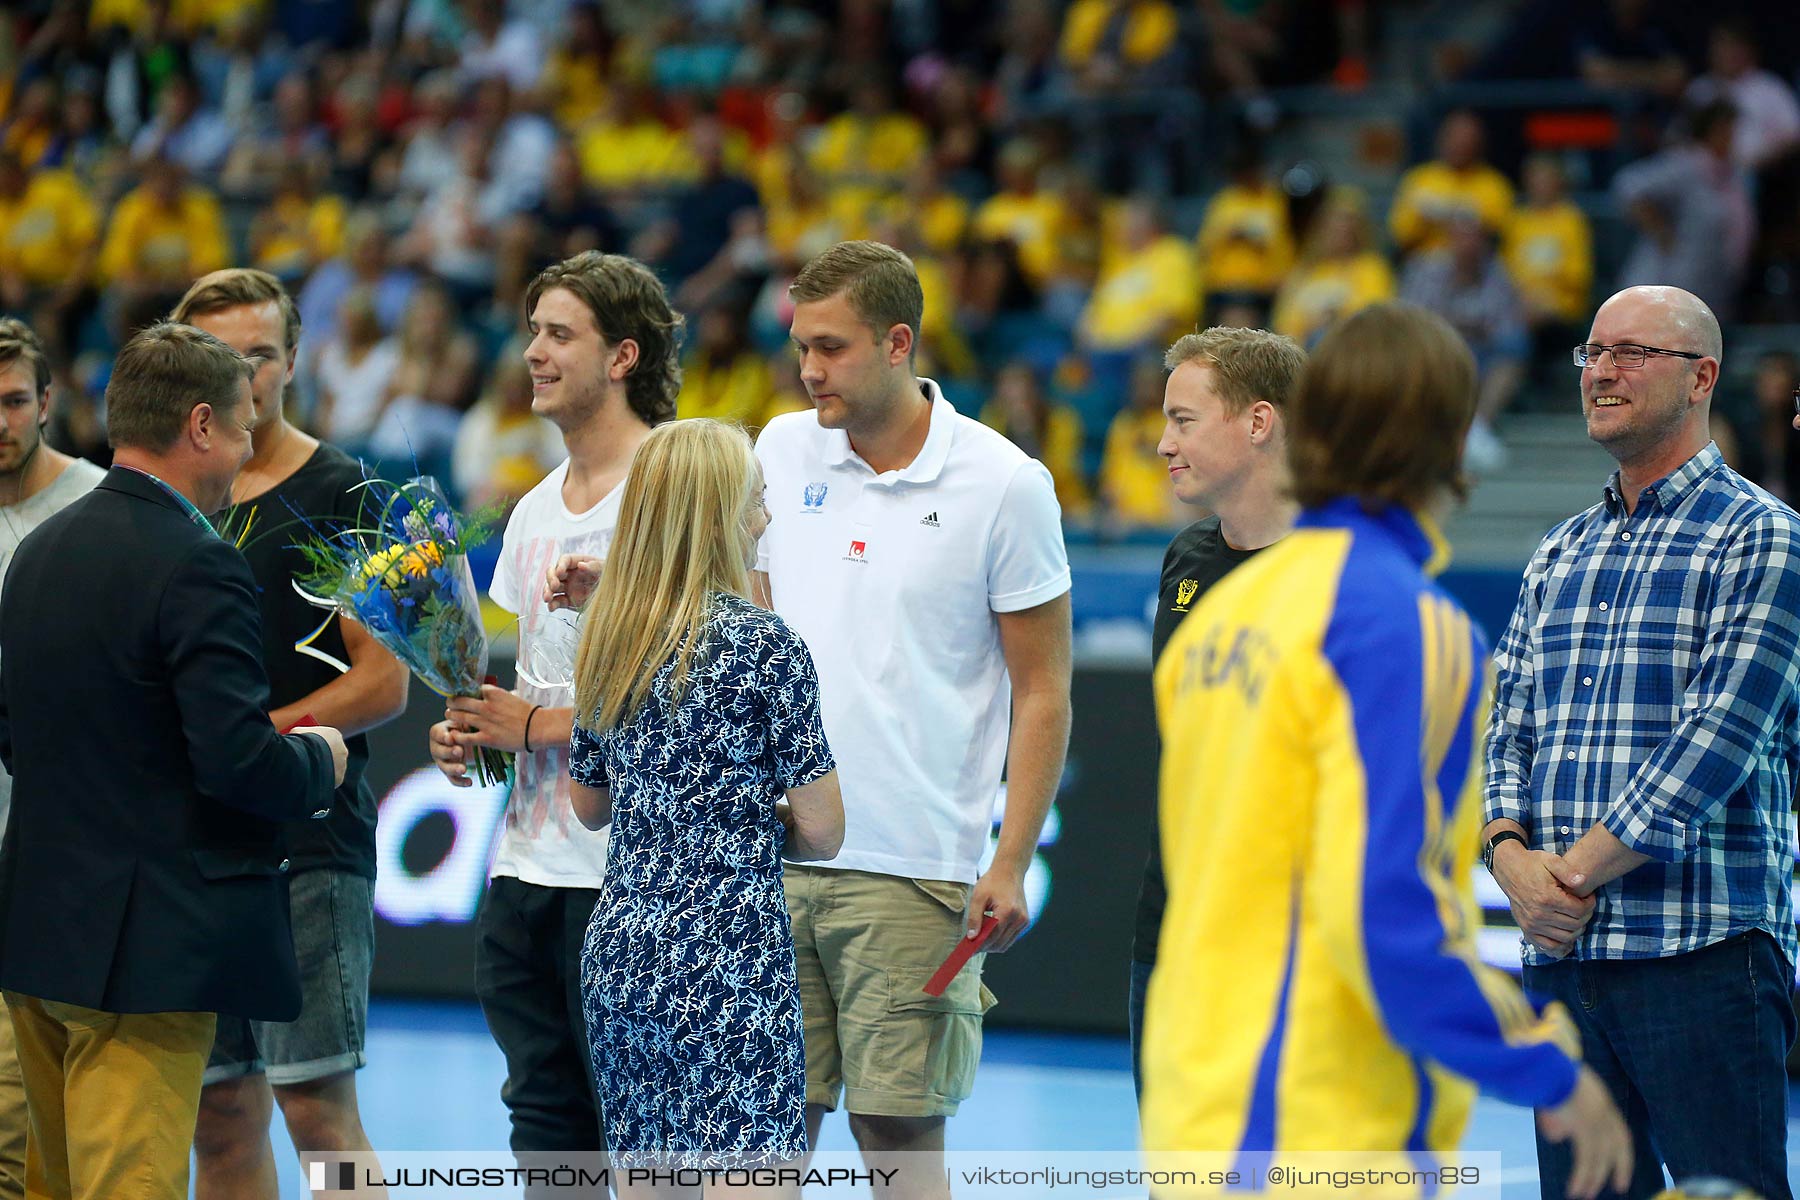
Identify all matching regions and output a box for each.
[784,865,997,1117]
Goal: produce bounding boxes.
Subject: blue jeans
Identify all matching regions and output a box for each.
[1128,958,1153,1100]
[1522,930,1796,1200]
[206,870,374,1086]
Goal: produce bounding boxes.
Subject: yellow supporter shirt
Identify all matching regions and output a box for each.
[1196,183,1295,298]
[1100,408,1178,528]
[753,143,802,211]
[1388,162,1515,255]
[1503,201,1593,324]
[543,51,610,128]
[1144,501,1580,1193]
[1270,253,1395,347]
[92,0,258,34]
[1050,196,1127,289]
[765,195,842,263]
[0,170,101,289]
[1092,197,1134,265]
[98,184,229,286]
[1081,235,1200,351]
[971,190,1069,284]
[914,254,976,380]
[253,193,347,280]
[2,124,54,173]
[872,189,969,257]
[578,119,686,191]
[1059,0,1179,67]
[767,183,879,264]
[821,182,887,243]
[676,353,775,428]
[981,402,1092,516]
[807,112,928,183]
[89,0,148,32]
[177,0,260,33]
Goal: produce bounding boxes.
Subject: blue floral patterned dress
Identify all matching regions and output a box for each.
[569,592,834,1167]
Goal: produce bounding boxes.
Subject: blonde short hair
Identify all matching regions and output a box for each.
[790,241,924,355]
[1163,326,1305,417]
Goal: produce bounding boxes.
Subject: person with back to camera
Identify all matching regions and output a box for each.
[562,418,842,1197]
[0,322,347,1200]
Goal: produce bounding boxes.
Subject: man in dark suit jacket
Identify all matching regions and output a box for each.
[0,322,347,1200]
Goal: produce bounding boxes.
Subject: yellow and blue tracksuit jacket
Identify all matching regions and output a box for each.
[1142,499,1579,1180]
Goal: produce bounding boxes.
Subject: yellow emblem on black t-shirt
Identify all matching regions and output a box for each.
[1174,578,1200,611]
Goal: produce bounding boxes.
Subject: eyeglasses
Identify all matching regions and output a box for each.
[1573,343,1705,369]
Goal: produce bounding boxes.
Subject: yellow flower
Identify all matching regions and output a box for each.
[360,540,444,590]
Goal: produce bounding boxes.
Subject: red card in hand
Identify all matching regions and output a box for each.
[923,915,999,997]
[280,714,319,734]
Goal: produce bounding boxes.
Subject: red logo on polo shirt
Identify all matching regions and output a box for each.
[847,540,867,560]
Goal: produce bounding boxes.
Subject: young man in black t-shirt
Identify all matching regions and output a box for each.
[1131,326,1306,1092]
[173,269,411,1200]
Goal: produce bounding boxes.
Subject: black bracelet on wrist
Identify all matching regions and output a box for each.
[523,705,543,754]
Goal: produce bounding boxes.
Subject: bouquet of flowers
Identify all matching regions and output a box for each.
[293,475,512,786]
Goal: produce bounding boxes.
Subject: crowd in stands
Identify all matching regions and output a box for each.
[2,0,1798,537]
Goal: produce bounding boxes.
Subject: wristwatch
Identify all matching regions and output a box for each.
[1481,829,1527,873]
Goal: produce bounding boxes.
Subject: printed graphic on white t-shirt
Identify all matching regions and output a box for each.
[486,459,620,889]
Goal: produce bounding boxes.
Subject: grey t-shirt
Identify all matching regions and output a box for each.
[0,457,106,828]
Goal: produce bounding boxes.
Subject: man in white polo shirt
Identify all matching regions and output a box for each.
[754,240,1072,1193]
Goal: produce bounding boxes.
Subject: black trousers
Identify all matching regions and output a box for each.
[474,875,606,1157]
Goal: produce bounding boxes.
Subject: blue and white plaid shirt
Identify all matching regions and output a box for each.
[1486,443,1800,969]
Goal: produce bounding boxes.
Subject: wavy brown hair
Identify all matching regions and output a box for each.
[524,252,683,427]
[1287,303,1475,511]
[0,318,51,396]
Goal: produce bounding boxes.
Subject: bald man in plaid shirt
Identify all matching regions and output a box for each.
[1484,285,1800,1200]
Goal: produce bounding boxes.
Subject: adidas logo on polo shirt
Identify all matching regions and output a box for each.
[920,512,940,527]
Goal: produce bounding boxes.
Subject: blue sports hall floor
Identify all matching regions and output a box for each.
[226,999,1800,1198]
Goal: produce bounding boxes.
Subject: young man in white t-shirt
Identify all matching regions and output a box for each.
[755,240,1072,1195]
[427,252,681,1165]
